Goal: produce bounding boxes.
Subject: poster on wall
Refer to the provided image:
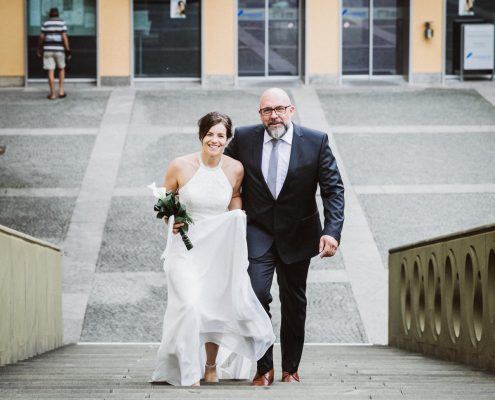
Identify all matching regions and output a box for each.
[171,0,187,19]
[463,24,494,71]
[459,0,475,16]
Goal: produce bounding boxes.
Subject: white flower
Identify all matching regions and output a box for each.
[147,182,168,200]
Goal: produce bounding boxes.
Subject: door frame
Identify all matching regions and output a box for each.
[235,0,304,81]
[339,0,411,81]
[24,0,99,85]
[130,0,202,82]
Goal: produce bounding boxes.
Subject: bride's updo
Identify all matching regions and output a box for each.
[198,112,233,142]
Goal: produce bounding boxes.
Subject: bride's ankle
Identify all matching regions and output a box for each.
[204,363,219,383]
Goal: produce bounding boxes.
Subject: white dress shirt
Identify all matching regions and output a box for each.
[261,123,293,198]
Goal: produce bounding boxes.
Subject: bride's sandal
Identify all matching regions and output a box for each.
[204,363,219,383]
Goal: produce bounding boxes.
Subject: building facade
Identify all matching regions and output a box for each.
[0,0,494,87]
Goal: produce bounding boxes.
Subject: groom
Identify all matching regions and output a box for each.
[224,88,345,385]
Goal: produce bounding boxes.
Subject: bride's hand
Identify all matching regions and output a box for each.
[162,217,185,235]
[172,222,184,235]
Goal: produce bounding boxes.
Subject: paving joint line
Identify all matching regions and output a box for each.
[291,87,387,345]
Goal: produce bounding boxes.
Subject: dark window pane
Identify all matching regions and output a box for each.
[268,0,298,76]
[373,0,407,75]
[343,0,370,75]
[134,0,201,78]
[238,0,266,76]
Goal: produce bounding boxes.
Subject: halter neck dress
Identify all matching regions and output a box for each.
[151,154,275,386]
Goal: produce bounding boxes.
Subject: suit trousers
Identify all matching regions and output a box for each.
[248,243,310,374]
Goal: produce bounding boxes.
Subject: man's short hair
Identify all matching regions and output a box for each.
[49,8,59,18]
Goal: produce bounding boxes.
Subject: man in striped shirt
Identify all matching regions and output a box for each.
[37,8,71,100]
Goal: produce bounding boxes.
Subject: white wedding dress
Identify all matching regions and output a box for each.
[151,155,275,386]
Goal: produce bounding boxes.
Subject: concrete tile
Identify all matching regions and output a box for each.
[310,250,345,270]
[269,281,366,343]
[115,134,199,188]
[80,272,167,342]
[358,193,495,265]
[0,196,76,246]
[80,273,365,343]
[131,89,301,128]
[334,132,495,185]
[0,91,111,129]
[305,282,367,343]
[96,196,166,273]
[0,135,96,188]
[318,89,495,126]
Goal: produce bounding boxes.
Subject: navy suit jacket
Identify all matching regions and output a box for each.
[224,123,344,264]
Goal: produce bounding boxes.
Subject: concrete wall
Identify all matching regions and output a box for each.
[0,225,63,367]
[99,0,132,85]
[410,0,444,83]
[389,224,495,372]
[307,0,340,84]
[203,0,236,86]
[0,0,25,86]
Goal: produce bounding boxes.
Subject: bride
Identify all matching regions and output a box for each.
[151,112,275,386]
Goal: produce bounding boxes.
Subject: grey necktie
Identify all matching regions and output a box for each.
[267,139,280,198]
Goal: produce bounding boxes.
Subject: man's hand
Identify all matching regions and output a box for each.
[162,216,184,235]
[319,235,338,258]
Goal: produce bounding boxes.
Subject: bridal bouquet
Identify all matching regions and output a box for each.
[148,183,194,250]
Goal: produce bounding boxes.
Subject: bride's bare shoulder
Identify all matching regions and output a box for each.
[169,153,198,169]
[223,155,243,172]
[222,155,244,183]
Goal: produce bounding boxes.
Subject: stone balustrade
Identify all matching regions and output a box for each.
[0,225,63,366]
[389,223,495,371]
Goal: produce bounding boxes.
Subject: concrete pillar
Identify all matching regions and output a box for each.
[306,0,340,84]
[410,0,444,84]
[202,0,236,86]
[98,0,132,86]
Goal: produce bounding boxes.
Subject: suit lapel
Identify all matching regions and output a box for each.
[251,125,265,173]
[278,123,304,199]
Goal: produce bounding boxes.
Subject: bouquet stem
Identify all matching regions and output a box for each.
[179,228,193,250]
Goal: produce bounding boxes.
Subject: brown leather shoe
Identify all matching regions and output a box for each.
[281,371,300,383]
[251,368,274,386]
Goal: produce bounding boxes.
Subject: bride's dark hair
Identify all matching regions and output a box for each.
[198,112,232,142]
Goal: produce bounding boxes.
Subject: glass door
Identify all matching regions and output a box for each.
[238,0,300,77]
[342,0,408,76]
[342,0,370,75]
[133,0,201,78]
[27,0,97,79]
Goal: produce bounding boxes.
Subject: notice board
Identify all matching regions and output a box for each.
[462,23,494,71]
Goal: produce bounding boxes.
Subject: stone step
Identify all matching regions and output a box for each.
[1,345,494,399]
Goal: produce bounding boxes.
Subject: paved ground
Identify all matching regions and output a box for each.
[1,344,495,399]
[1,80,495,346]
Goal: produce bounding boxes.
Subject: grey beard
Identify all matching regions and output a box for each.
[267,123,288,140]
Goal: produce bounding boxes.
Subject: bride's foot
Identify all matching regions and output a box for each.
[204,363,219,383]
[191,381,200,386]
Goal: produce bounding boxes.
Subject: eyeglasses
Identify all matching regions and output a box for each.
[259,105,292,116]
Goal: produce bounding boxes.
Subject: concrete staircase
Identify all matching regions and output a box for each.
[1,344,494,399]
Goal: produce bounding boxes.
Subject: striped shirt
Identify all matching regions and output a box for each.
[41,18,67,52]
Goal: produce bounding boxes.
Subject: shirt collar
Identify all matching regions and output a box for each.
[263,122,294,145]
